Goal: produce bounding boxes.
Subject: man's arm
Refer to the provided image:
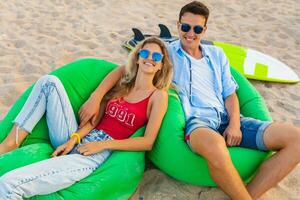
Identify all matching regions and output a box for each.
[78,65,125,128]
[90,66,125,102]
[224,92,242,146]
[218,47,241,146]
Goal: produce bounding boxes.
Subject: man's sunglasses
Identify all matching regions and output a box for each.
[139,49,163,62]
[179,23,204,34]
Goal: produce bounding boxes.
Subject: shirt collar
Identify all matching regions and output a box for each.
[173,39,209,58]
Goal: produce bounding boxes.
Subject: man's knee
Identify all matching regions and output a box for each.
[287,125,300,153]
[206,141,231,170]
[189,128,230,168]
[264,123,300,150]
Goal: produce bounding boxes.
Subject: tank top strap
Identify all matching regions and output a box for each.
[138,89,157,105]
[148,89,157,98]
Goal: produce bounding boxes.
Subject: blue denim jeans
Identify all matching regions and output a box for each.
[185,112,271,151]
[0,75,112,200]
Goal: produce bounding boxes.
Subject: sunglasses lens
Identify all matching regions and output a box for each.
[139,49,150,59]
[152,52,163,62]
[181,23,191,32]
[194,25,204,34]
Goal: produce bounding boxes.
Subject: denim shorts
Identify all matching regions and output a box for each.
[185,114,272,151]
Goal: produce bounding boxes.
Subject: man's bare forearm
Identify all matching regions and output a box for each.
[91,65,125,101]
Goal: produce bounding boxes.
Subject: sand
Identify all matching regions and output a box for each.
[0,0,299,199]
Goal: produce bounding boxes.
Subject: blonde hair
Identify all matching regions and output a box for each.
[106,37,173,99]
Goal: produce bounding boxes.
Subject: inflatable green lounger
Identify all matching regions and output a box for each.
[0,58,272,199]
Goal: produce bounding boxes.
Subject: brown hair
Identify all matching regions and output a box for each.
[179,1,210,26]
[106,37,173,100]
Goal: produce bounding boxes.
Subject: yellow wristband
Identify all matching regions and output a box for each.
[70,133,81,144]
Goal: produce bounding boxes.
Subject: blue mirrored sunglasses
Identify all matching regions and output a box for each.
[139,49,163,62]
[180,23,204,34]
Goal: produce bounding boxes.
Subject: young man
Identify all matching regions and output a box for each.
[78,1,300,200]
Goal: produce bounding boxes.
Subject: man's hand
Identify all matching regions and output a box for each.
[52,138,77,157]
[77,141,107,156]
[223,124,242,147]
[78,95,100,128]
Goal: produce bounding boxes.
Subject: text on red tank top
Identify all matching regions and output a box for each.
[106,99,136,126]
[96,94,152,139]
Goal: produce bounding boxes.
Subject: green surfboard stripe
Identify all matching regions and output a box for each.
[244,75,297,83]
[254,63,268,78]
[213,41,247,74]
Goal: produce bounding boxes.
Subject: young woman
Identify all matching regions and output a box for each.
[0,37,173,199]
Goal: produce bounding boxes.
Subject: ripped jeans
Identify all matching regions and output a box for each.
[0,75,112,200]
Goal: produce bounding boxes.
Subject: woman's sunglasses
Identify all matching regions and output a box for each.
[179,23,204,34]
[139,49,163,62]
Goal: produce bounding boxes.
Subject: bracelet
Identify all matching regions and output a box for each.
[70,132,81,144]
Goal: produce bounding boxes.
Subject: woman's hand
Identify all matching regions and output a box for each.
[78,94,100,128]
[77,141,107,156]
[52,138,77,157]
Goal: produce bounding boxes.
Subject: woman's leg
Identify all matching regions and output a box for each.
[39,75,78,148]
[0,127,28,154]
[0,150,111,200]
[0,75,78,154]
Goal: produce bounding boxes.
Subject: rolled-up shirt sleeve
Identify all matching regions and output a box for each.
[219,49,238,99]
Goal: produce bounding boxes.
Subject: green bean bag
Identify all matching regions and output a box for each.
[0,59,145,200]
[147,67,273,186]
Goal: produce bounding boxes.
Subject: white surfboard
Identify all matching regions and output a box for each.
[214,41,299,83]
[243,49,299,83]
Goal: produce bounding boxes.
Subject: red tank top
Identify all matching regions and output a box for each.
[95,91,154,139]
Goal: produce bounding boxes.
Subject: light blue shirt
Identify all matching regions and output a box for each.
[184,52,224,111]
[167,40,238,129]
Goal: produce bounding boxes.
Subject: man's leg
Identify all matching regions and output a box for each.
[189,128,252,200]
[247,123,300,199]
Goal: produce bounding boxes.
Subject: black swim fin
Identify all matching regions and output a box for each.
[158,24,172,38]
[132,28,145,41]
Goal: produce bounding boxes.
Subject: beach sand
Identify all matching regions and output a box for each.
[0,0,299,199]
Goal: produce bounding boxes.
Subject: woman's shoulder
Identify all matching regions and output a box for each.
[150,89,168,103]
